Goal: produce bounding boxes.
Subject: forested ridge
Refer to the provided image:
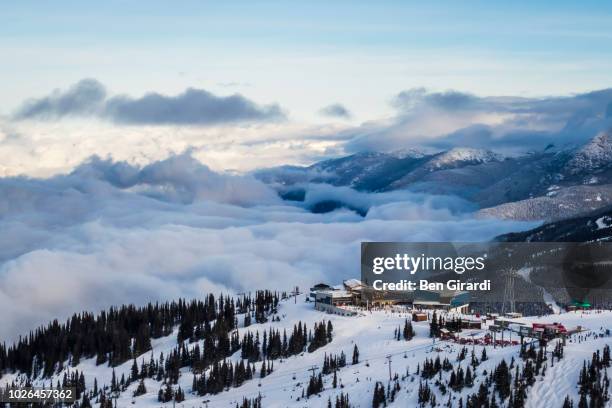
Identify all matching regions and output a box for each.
[0,291,280,378]
[0,289,341,407]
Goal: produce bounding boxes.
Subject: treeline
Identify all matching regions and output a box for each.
[322,351,347,375]
[429,311,446,337]
[241,320,333,362]
[461,341,559,408]
[188,319,332,397]
[429,312,467,338]
[0,369,87,405]
[562,345,611,408]
[419,356,452,380]
[191,358,271,396]
[298,345,357,403]
[0,291,280,379]
[236,394,263,408]
[82,317,332,403]
[327,392,352,408]
[410,339,563,408]
[372,380,402,408]
[393,319,415,341]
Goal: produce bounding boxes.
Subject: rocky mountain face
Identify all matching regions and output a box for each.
[256,131,612,221]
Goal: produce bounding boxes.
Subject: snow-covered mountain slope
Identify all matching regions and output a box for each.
[565,132,612,175]
[388,148,503,190]
[422,148,502,171]
[388,148,426,160]
[496,204,612,242]
[2,295,611,408]
[477,184,612,221]
[308,152,402,189]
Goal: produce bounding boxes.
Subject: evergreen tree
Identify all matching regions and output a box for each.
[372,381,386,408]
[130,358,139,380]
[306,373,324,397]
[577,392,587,408]
[81,394,92,408]
[465,367,473,387]
[430,312,439,337]
[493,359,511,400]
[133,378,147,397]
[175,386,185,402]
[403,319,414,340]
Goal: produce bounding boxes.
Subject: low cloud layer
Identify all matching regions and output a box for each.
[14,79,284,125]
[0,153,534,342]
[345,88,612,154]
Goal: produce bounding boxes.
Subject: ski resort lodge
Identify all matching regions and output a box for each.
[310,279,470,314]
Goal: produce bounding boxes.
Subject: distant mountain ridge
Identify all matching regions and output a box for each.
[256,131,612,221]
[495,204,612,242]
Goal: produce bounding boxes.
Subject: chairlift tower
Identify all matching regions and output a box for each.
[291,286,300,304]
[501,269,517,315]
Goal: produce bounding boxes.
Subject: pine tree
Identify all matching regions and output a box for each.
[403,319,414,340]
[111,369,118,392]
[577,392,587,408]
[603,345,611,367]
[372,381,386,408]
[490,393,499,408]
[471,349,479,369]
[130,358,139,380]
[493,359,511,400]
[430,312,439,337]
[465,367,473,387]
[81,394,92,408]
[175,386,185,402]
[306,373,324,397]
[418,381,431,406]
[133,378,147,397]
[164,384,173,402]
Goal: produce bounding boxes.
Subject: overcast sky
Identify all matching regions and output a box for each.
[2,1,612,176]
[3,1,612,118]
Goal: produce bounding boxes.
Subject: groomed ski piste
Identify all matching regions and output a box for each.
[2,294,611,408]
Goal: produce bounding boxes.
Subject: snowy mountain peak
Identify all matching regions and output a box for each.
[565,131,612,175]
[389,148,426,159]
[310,151,390,173]
[426,147,502,169]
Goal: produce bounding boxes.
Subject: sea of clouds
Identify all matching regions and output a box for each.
[5,79,610,343]
[0,153,536,342]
